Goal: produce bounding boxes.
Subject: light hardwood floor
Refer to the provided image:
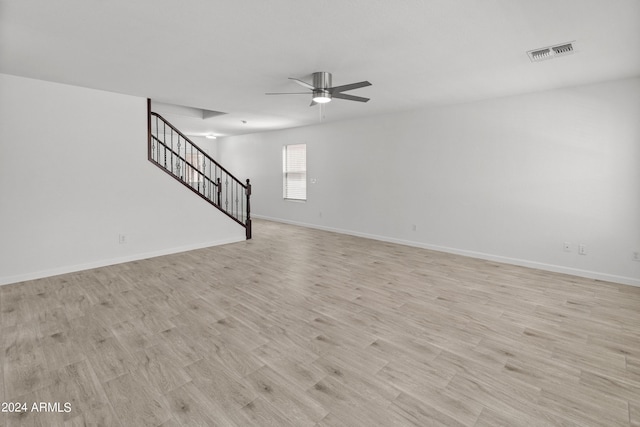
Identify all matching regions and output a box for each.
[1,219,639,426]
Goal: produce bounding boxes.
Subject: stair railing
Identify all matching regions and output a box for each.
[147,100,251,239]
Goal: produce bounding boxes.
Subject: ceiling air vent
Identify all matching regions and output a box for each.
[530,48,551,61]
[527,41,575,62]
[552,43,573,55]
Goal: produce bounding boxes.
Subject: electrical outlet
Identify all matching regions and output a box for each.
[579,244,587,255]
[118,234,127,244]
[563,242,571,252]
[633,251,640,262]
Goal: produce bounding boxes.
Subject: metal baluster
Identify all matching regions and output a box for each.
[171,129,176,174]
[225,176,229,212]
[176,137,181,179]
[185,141,189,184]
[216,177,221,206]
[204,157,208,198]
[202,155,206,195]
[210,164,214,200]
[208,161,212,200]
[241,187,244,222]
[156,116,160,163]
[235,182,239,220]
[163,119,167,168]
[201,157,206,196]
[209,160,213,200]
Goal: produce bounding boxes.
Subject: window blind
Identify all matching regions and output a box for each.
[283,144,307,200]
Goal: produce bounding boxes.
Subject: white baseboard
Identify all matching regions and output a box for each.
[0,236,245,287]
[253,214,640,288]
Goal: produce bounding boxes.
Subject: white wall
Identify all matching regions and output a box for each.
[189,136,218,161]
[218,77,640,286]
[0,74,246,285]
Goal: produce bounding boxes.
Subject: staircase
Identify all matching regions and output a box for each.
[146,99,252,239]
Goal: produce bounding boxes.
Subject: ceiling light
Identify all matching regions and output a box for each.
[312,90,332,104]
[205,134,217,139]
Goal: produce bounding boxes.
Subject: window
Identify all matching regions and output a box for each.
[283,144,307,201]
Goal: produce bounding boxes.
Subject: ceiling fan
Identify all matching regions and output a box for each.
[266,71,371,106]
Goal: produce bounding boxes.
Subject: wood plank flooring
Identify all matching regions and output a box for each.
[1,219,639,426]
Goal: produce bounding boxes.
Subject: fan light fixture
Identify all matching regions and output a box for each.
[312,90,332,104]
[205,134,217,139]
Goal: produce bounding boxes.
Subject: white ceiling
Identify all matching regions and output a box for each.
[1,0,639,137]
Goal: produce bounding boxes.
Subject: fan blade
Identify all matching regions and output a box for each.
[332,92,370,103]
[328,81,371,93]
[288,77,315,90]
[265,92,311,95]
[310,99,317,106]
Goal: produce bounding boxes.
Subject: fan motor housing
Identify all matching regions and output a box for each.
[313,72,332,90]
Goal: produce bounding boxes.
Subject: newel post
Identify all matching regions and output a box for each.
[147,98,152,161]
[245,179,252,240]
